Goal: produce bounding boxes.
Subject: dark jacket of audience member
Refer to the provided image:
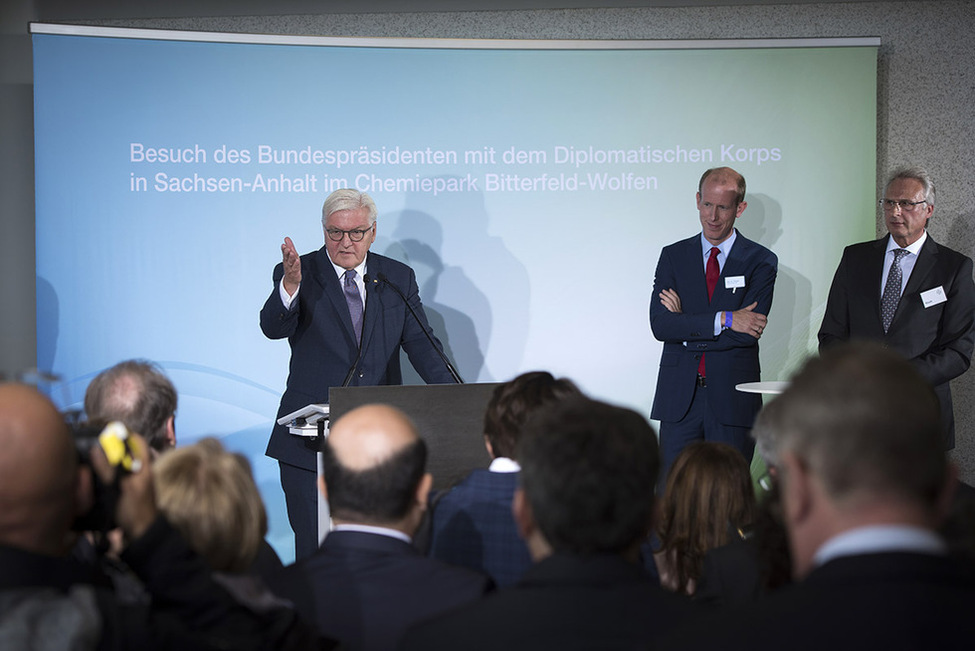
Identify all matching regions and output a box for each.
[153,438,331,649]
[664,344,975,651]
[402,398,700,650]
[268,404,492,651]
[428,371,583,586]
[694,481,792,606]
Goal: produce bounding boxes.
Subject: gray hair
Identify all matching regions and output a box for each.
[885,166,936,206]
[772,343,945,510]
[84,359,177,451]
[321,189,378,227]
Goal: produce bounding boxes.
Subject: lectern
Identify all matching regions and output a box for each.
[278,382,500,542]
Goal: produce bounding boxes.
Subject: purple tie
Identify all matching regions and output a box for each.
[343,269,363,344]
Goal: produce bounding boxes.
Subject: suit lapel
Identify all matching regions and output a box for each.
[360,252,381,349]
[902,234,939,297]
[678,236,710,306]
[857,236,889,328]
[314,247,358,345]
[892,233,940,329]
[721,232,751,281]
[711,230,752,304]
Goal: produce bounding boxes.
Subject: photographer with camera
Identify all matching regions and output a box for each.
[0,382,327,650]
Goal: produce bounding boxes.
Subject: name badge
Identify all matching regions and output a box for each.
[920,286,947,308]
[725,276,746,293]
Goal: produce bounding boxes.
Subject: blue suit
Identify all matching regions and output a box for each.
[428,469,533,588]
[260,247,456,555]
[649,231,777,466]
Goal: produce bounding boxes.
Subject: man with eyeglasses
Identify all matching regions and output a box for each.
[819,167,975,449]
[261,188,458,558]
[650,167,778,478]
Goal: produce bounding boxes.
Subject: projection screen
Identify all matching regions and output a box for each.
[32,25,878,560]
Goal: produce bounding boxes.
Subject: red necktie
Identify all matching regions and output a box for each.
[698,247,720,377]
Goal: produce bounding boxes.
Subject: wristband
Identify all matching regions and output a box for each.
[723,311,733,329]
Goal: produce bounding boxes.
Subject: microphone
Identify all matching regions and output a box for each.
[371,272,464,384]
[340,346,364,388]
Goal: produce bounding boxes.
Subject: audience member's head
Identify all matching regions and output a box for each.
[0,383,88,556]
[769,342,952,578]
[656,441,757,594]
[153,438,267,573]
[321,404,432,535]
[514,398,659,561]
[84,360,177,452]
[482,371,583,460]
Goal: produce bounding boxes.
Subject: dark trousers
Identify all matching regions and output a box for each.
[279,461,321,560]
[658,381,755,486]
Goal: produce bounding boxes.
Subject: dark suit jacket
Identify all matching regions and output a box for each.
[428,469,533,588]
[665,551,975,651]
[268,530,491,651]
[650,231,778,426]
[401,553,700,651]
[693,536,764,607]
[260,248,457,470]
[819,234,975,447]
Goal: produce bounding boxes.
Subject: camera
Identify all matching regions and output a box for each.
[69,418,142,533]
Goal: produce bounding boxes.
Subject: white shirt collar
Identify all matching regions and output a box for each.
[886,230,926,257]
[813,525,946,568]
[327,250,368,281]
[331,523,412,544]
[488,457,521,473]
[700,229,737,260]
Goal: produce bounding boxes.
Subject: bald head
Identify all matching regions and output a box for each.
[321,404,429,529]
[0,384,84,555]
[328,404,420,471]
[698,166,746,204]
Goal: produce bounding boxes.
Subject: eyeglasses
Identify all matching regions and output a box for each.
[326,225,373,242]
[879,199,929,212]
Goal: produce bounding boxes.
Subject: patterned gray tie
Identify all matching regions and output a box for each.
[343,269,363,344]
[881,249,908,333]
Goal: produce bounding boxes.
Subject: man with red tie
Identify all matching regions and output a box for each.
[649,167,778,476]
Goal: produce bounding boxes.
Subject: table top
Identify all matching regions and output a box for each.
[735,381,789,395]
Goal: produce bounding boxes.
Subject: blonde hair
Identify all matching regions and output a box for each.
[153,438,267,573]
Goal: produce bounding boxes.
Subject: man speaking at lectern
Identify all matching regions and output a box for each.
[261,188,458,558]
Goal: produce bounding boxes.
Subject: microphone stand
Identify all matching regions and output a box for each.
[368,273,464,384]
